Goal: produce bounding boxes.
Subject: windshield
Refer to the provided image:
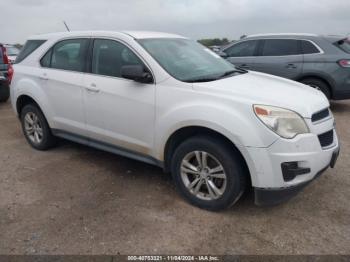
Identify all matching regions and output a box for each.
[6,46,20,56]
[138,38,242,82]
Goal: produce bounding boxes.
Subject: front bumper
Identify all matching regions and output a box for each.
[242,114,340,205]
[254,144,339,206]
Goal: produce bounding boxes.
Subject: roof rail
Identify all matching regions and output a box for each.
[246,33,318,38]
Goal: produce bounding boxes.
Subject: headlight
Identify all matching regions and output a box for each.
[253,105,309,139]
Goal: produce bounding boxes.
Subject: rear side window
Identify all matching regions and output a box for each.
[15,40,46,63]
[301,40,320,54]
[262,39,301,56]
[41,39,89,72]
[224,40,258,57]
[336,39,350,54]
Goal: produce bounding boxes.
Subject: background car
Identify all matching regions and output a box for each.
[209,45,222,53]
[0,44,12,102]
[4,44,21,64]
[221,33,350,100]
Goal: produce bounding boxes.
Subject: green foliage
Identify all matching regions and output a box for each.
[14,43,23,49]
[197,38,231,47]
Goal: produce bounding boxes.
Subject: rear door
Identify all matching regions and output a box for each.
[40,38,90,135]
[223,40,259,70]
[251,39,303,79]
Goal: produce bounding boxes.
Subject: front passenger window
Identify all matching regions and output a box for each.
[92,39,144,78]
[224,40,258,57]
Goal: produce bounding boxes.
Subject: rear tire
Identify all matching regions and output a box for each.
[20,104,57,150]
[0,84,10,103]
[300,78,331,99]
[171,136,247,211]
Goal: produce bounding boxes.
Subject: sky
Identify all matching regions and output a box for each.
[1,0,350,44]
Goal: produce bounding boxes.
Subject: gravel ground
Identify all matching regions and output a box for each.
[0,100,349,255]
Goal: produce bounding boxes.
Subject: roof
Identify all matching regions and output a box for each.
[245,33,348,42]
[122,31,186,39]
[246,33,319,38]
[28,30,186,40]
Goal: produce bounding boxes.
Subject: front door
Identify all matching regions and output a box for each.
[83,39,156,155]
[250,39,303,80]
[224,39,259,70]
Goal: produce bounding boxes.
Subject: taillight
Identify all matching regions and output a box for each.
[8,64,14,84]
[338,59,350,68]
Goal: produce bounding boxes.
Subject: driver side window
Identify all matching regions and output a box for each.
[225,40,258,57]
[92,39,144,78]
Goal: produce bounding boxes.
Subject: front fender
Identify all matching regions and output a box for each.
[154,103,278,161]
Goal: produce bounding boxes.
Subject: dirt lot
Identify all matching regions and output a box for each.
[0,100,349,255]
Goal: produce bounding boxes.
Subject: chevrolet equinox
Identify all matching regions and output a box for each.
[11,31,340,210]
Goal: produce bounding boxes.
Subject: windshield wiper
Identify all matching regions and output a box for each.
[184,68,248,83]
[218,68,248,79]
[183,77,218,83]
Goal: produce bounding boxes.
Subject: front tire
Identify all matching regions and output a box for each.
[171,136,247,211]
[20,104,56,150]
[300,78,331,99]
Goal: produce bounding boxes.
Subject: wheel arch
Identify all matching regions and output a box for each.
[16,94,42,117]
[163,125,252,187]
[297,74,334,98]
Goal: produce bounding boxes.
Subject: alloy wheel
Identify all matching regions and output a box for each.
[180,151,227,201]
[24,112,43,144]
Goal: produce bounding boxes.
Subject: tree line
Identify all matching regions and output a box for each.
[197,38,232,47]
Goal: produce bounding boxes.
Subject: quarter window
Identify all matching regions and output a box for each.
[224,40,258,57]
[262,39,301,56]
[41,39,89,72]
[40,49,52,67]
[16,40,46,64]
[301,40,320,54]
[92,39,144,78]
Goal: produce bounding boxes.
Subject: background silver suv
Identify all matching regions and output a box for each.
[221,34,350,100]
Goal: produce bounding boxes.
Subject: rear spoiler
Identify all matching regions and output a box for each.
[335,37,350,45]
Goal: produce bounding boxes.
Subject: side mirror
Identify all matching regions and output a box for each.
[121,65,153,84]
[218,51,228,59]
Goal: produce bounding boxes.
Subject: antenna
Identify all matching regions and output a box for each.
[63,21,70,32]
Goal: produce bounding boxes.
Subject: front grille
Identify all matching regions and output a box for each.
[318,130,334,148]
[312,108,330,122]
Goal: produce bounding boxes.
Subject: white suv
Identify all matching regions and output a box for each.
[11,31,340,210]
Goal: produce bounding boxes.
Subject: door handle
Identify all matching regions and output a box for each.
[86,84,100,93]
[39,74,49,81]
[286,63,297,69]
[238,64,250,69]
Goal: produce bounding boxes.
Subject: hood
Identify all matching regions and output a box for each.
[193,71,329,118]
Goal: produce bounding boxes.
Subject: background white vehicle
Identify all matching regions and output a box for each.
[4,45,20,64]
[10,31,340,210]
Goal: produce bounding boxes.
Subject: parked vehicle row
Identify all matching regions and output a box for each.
[10,31,340,210]
[220,34,350,100]
[0,43,13,102]
[4,44,21,64]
